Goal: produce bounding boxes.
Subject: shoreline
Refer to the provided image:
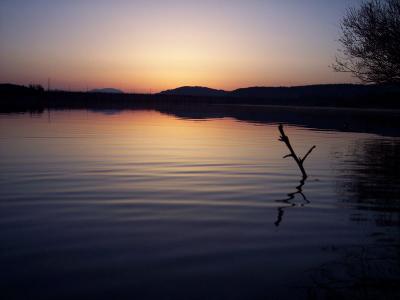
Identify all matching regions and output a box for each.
[219,104,400,115]
[1,86,400,115]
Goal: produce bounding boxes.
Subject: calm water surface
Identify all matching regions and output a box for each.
[0,109,399,300]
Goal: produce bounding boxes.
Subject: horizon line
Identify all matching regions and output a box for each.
[2,81,367,94]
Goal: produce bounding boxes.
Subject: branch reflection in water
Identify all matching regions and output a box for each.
[274,178,310,227]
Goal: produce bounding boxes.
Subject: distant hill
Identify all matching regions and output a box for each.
[89,88,124,94]
[0,83,44,94]
[230,84,375,99]
[159,84,393,99]
[0,83,30,93]
[160,86,228,97]
[157,83,400,107]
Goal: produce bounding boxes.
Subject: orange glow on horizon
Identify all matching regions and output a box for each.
[0,1,357,92]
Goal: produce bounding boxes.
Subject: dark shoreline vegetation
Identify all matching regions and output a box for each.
[2,83,400,112]
[2,83,400,137]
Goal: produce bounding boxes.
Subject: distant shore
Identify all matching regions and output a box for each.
[1,83,400,113]
[228,104,400,114]
[1,84,400,137]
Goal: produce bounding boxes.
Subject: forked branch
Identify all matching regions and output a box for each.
[278,124,316,179]
[301,145,316,163]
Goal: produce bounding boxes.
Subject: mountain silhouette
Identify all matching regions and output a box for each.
[89,88,124,94]
[159,84,388,98]
[160,86,228,97]
[230,84,373,98]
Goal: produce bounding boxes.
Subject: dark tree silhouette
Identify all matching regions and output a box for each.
[28,84,45,92]
[334,0,400,83]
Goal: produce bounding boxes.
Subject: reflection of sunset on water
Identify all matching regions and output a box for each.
[1,109,399,300]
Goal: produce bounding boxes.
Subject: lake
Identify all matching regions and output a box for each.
[1,108,399,300]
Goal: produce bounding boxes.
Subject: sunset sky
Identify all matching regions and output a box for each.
[0,0,360,92]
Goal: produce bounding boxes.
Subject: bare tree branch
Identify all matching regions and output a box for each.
[278,124,316,179]
[333,0,400,84]
[301,146,317,164]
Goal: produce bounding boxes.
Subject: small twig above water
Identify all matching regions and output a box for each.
[278,124,316,179]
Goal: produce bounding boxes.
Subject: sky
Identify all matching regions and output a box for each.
[0,0,361,92]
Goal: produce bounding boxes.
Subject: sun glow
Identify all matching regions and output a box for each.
[0,0,356,92]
